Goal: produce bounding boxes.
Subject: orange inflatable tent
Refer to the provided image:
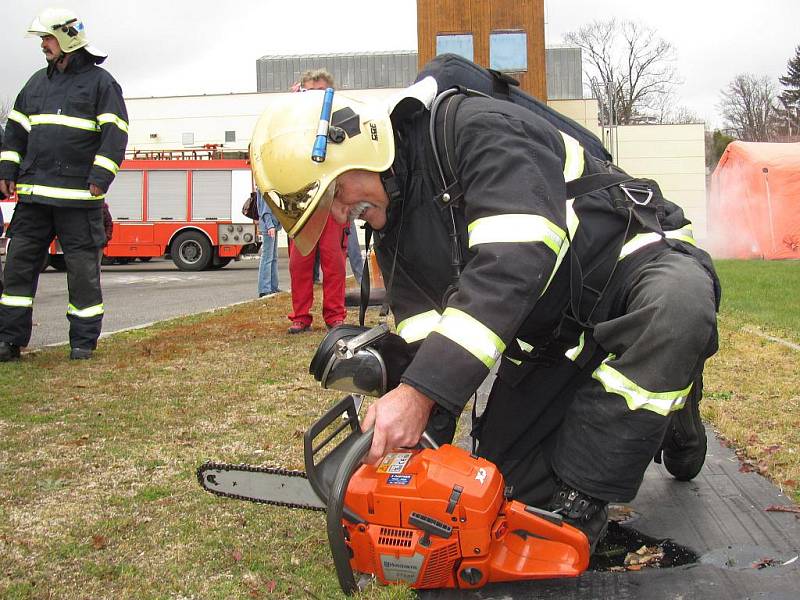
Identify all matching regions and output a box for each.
[709,141,800,259]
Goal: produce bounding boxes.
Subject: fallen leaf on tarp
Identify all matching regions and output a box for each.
[752,557,779,569]
[624,544,664,568]
[765,504,800,514]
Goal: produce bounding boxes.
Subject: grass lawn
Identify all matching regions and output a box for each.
[0,259,798,599]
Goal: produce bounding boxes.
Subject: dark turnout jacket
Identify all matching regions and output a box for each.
[0,49,128,208]
[375,95,713,417]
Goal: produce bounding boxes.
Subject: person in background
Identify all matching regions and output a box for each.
[283,69,347,334]
[257,189,281,297]
[346,219,364,284]
[0,7,128,362]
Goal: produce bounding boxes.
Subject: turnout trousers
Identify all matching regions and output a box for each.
[473,249,719,506]
[288,214,348,327]
[0,203,105,349]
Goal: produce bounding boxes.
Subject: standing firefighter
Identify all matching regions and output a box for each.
[0,8,128,361]
[250,72,720,552]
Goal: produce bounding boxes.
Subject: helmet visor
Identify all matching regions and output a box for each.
[266,180,336,256]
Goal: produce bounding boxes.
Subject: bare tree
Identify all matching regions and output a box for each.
[718,74,779,142]
[564,19,681,125]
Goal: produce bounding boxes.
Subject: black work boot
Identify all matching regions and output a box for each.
[70,348,93,360]
[659,376,707,481]
[548,480,609,553]
[0,342,21,362]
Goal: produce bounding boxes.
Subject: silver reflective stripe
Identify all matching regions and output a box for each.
[0,151,21,164]
[396,310,441,343]
[565,332,585,361]
[93,154,120,175]
[593,357,693,416]
[30,114,99,132]
[433,308,505,369]
[467,214,566,255]
[16,183,104,201]
[1,294,33,308]
[560,132,585,183]
[619,225,696,260]
[8,109,31,132]
[67,303,105,318]
[97,113,129,133]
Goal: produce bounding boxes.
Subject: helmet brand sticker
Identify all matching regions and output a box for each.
[387,474,412,485]
[377,452,413,474]
[369,123,379,141]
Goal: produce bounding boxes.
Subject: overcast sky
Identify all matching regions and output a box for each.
[2,0,798,128]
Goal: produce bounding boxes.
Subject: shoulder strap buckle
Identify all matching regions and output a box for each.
[619,183,653,206]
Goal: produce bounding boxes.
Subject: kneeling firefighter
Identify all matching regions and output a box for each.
[250,69,721,551]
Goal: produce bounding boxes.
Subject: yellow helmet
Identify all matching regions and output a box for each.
[250,90,394,255]
[27,8,106,59]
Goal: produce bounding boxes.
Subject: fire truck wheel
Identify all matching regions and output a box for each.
[171,231,212,271]
[48,255,67,271]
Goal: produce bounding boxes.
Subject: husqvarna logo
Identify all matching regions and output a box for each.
[475,468,487,485]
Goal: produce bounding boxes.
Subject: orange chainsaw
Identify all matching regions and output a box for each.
[198,395,589,593]
[198,325,590,593]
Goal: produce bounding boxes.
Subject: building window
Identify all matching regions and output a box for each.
[182,132,195,146]
[436,34,474,61]
[225,130,236,143]
[490,31,528,72]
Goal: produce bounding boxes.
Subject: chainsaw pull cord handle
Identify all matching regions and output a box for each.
[327,428,439,595]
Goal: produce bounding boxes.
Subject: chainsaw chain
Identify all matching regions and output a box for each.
[197,461,325,512]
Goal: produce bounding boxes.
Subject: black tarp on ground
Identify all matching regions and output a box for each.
[421,424,800,600]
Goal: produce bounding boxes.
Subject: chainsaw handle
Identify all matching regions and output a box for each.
[327,427,374,596]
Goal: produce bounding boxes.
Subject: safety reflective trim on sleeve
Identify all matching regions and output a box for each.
[467,214,566,256]
[564,332,585,361]
[8,109,31,132]
[592,357,693,416]
[433,308,505,369]
[560,132,585,183]
[93,154,120,175]
[541,199,578,296]
[396,310,441,343]
[67,303,105,318]
[30,114,99,132]
[618,225,696,260]
[0,151,21,164]
[16,183,104,201]
[0,294,34,308]
[97,113,129,133]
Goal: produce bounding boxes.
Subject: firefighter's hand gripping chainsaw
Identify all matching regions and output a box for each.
[197,325,590,594]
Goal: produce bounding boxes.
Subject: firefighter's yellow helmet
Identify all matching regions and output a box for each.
[250,90,394,255]
[27,8,106,59]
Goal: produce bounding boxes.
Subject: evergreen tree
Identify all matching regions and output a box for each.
[779,45,800,106]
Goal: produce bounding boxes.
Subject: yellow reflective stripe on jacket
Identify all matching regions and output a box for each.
[8,109,31,132]
[618,225,696,260]
[0,151,21,164]
[560,132,585,182]
[93,154,120,175]
[565,332,585,361]
[1,294,34,308]
[592,358,693,416]
[433,308,505,369]
[67,303,105,318]
[396,310,441,343]
[467,214,566,255]
[97,113,129,133]
[30,114,99,132]
[16,183,105,201]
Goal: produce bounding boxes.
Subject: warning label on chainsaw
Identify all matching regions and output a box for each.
[377,452,413,474]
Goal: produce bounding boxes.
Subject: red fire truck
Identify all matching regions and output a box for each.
[0,149,259,271]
